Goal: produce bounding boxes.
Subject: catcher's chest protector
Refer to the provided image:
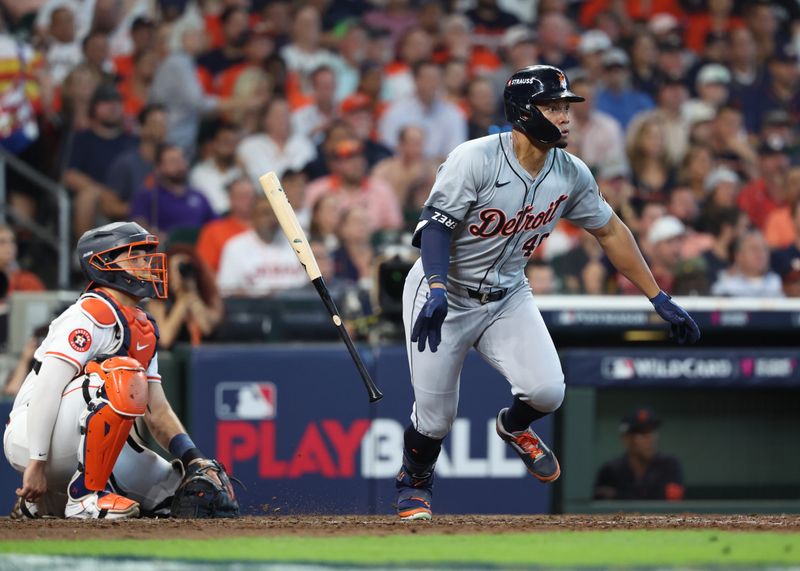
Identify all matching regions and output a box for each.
[119,306,158,366]
[85,290,159,367]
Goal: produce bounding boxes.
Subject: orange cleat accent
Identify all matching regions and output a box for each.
[496,408,561,483]
[398,507,432,520]
[96,493,139,512]
[65,490,140,519]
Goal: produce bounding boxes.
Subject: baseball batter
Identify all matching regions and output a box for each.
[395,65,701,520]
[4,222,237,519]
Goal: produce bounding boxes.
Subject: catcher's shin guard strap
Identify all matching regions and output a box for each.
[79,402,135,491]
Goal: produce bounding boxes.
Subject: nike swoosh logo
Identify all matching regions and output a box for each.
[136,342,150,351]
[38,453,46,457]
[495,180,511,187]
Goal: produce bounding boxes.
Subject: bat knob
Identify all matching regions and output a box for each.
[369,390,384,403]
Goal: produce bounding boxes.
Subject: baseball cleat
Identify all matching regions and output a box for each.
[65,490,141,519]
[395,466,433,521]
[10,497,41,520]
[496,408,561,483]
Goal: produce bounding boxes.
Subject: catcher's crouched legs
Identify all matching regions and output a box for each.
[65,358,149,519]
[110,432,185,515]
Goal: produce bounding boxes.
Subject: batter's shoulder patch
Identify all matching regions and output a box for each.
[68,328,92,352]
[80,297,117,327]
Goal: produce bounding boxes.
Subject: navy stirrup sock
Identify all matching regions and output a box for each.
[503,396,548,433]
[403,426,442,473]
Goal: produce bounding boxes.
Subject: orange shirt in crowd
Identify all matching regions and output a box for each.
[113,54,134,80]
[203,12,264,63]
[738,179,782,230]
[684,15,745,54]
[117,77,146,118]
[214,62,249,97]
[285,71,311,110]
[432,47,502,76]
[580,0,683,29]
[204,14,225,50]
[8,269,45,294]
[764,206,796,249]
[197,66,215,95]
[195,217,251,273]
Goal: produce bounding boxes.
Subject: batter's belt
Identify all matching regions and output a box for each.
[464,287,508,304]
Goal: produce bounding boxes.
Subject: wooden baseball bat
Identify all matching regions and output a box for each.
[258,171,383,403]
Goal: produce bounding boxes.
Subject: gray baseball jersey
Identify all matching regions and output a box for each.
[404,132,613,439]
[414,131,612,293]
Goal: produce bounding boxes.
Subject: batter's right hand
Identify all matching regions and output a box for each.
[411,287,448,353]
[17,459,47,501]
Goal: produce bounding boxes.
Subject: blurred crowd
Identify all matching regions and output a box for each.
[2,0,800,342]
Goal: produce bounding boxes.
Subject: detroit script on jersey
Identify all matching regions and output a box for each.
[422,132,612,292]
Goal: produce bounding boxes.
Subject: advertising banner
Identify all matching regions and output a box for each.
[188,345,552,515]
[563,348,800,387]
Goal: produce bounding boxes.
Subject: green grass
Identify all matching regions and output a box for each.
[1,531,800,567]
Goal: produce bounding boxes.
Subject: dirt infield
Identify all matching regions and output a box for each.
[2,514,800,541]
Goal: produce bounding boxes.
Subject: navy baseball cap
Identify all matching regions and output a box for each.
[89,84,122,111]
[620,407,661,434]
[131,15,156,31]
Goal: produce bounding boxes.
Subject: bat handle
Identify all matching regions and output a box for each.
[312,278,383,403]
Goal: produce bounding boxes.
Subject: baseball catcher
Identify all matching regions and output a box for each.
[3,221,238,519]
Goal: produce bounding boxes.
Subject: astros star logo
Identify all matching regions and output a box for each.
[69,328,92,352]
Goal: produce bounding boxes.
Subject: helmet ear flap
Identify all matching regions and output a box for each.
[524,103,562,145]
[505,99,561,145]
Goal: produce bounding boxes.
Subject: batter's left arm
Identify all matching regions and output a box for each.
[588,213,700,344]
[587,213,660,298]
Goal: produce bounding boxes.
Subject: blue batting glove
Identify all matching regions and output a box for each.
[650,291,701,344]
[411,288,448,353]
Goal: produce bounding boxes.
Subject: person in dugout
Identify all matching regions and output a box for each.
[593,407,685,501]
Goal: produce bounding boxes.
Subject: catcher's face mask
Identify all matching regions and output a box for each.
[89,242,169,299]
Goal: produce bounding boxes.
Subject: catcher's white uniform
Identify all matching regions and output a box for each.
[3,290,181,516]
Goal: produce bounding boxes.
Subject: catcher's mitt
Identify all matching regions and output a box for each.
[171,459,240,518]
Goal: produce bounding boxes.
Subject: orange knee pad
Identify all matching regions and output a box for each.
[85,356,148,416]
[80,357,149,491]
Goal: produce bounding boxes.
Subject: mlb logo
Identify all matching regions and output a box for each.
[602,358,635,380]
[215,382,277,420]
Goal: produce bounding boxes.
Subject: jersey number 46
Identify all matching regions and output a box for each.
[522,233,550,257]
